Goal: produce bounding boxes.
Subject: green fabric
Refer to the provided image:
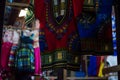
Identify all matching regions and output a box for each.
[42,49,81,70]
[25,0,35,27]
[15,43,35,72]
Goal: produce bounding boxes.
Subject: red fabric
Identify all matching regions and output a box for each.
[72,0,84,17]
[105,24,112,40]
[96,56,101,75]
[34,0,45,29]
[0,42,12,70]
[35,0,84,52]
[0,76,2,80]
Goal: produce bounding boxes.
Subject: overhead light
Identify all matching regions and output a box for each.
[19,8,28,17]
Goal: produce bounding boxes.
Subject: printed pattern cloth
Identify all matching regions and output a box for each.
[78,0,113,54]
[35,0,84,70]
[15,43,35,72]
[14,31,35,72]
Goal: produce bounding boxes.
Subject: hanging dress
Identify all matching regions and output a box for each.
[25,0,42,75]
[78,0,113,54]
[14,30,35,72]
[0,29,13,71]
[33,30,42,75]
[35,0,84,70]
[8,30,20,68]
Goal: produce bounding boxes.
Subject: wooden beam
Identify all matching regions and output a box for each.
[6,2,29,8]
[102,65,120,74]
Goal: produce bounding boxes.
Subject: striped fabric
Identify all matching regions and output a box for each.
[15,43,35,72]
[25,0,35,27]
[8,44,18,68]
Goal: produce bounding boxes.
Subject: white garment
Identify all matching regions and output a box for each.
[3,29,13,43]
[12,30,20,44]
[23,30,32,36]
[32,30,39,48]
[32,30,39,41]
[106,56,118,80]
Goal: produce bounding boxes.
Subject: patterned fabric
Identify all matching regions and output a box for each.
[15,43,35,72]
[8,44,18,68]
[35,0,84,70]
[78,0,113,54]
[21,30,34,44]
[45,0,73,39]
[67,32,81,52]
[14,30,35,72]
[3,29,13,43]
[39,30,48,52]
[8,31,20,68]
[25,0,35,27]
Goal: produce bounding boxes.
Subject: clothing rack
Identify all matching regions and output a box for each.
[3,25,22,30]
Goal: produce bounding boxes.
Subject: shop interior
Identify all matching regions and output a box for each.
[0,0,120,80]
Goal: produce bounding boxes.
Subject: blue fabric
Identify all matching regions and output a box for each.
[88,56,97,76]
[15,43,35,72]
[39,33,48,52]
[21,32,34,44]
[78,0,113,38]
[75,71,86,77]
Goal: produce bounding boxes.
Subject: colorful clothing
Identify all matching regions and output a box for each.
[2,29,13,43]
[33,30,42,75]
[8,44,18,68]
[12,30,20,44]
[35,0,84,70]
[0,29,13,70]
[88,56,97,76]
[98,56,105,77]
[8,30,20,68]
[15,43,34,72]
[0,42,12,70]
[14,31,35,72]
[25,0,35,27]
[34,47,41,75]
[78,0,113,54]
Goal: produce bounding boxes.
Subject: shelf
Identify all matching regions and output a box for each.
[35,76,107,80]
[67,77,107,80]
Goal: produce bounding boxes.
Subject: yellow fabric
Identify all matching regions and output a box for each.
[98,61,104,77]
